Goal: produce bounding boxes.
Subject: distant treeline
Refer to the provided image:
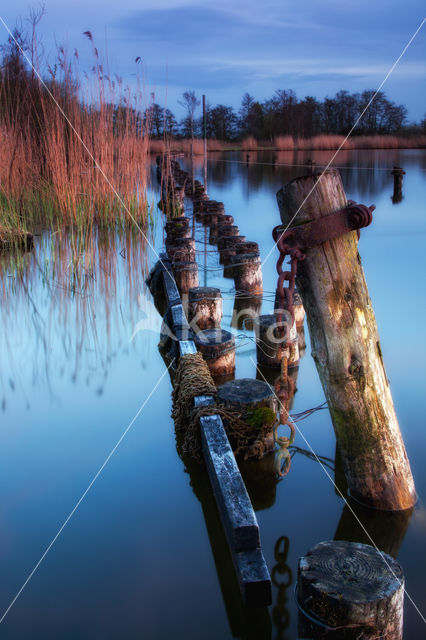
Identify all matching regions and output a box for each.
[148,89,425,142]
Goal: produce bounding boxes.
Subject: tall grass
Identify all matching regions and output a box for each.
[0,30,151,238]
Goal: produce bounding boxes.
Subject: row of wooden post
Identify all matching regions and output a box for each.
[157,155,412,637]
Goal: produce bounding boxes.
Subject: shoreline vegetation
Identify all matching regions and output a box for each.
[1,13,424,259]
[0,19,151,247]
[149,134,426,155]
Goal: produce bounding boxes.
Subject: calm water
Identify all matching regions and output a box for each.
[0,149,425,638]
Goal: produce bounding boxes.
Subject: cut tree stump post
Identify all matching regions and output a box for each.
[188,286,223,330]
[217,378,278,456]
[297,540,404,639]
[277,169,416,511]
[195,328,236,378]
[253,314,299,369]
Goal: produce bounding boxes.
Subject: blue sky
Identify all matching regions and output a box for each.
[1,0,425,121]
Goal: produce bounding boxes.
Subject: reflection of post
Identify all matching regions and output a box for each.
[239,456,279,510]
[391,166,405,204]
[174,456,272,640]
[334,499,413,559]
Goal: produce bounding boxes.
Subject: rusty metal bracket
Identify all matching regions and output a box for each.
[272,201,375,252]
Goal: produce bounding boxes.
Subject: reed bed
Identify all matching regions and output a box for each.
[0,32,151,240]
[241,136,258,151]
[149,134,426,155]
[273,135,295,151]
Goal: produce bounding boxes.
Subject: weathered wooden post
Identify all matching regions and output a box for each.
[218,235,247,264]
[235,241,259,256]
[391,166,405,204]
[297,540,404,639]
[292,290,305,327]
[172,261,199,294]
[231,294,262,329]
[217,379,278,456]
[188,287,223,330]
[165,216,191,241]
[165,236,195,252]
[166,242,196,263]
[195,328,236,378]
[253,314,299,369]
[233,254,263,296]
[277,169,416,510]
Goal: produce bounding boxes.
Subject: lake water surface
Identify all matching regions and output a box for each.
[0,148,425,638]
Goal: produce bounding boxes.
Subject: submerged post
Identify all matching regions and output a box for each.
[277,169,416,511]
[391,166,405,204]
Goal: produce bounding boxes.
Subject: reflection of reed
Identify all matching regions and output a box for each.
[0,228,151,407]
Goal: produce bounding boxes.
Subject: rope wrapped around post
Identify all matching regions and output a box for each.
[172,353,277,463]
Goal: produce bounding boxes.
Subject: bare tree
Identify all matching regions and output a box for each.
[178,90,200,139]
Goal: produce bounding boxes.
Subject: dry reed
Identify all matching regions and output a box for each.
[0,32,151,238]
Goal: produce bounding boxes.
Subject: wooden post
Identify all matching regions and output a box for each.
[217,378,278,456]
[172,261,199,294]
[277,169,416,510]
[253,314,299,369]
[217,224,240,238]
[231,294,262,329]
[235,241,259,256]
[218,235,247,265]
[195,328,235,378]
[166,243,196,263]
[391,166,405,204]
[293,290,305,327]
[297,540,404,639]
[188,286,223,330]
[203,94,207,193]
[165,236,195,252]
[233,254,263,296]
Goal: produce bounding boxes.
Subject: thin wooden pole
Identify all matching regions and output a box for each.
[203,94,207,193]
[277,169,416,511]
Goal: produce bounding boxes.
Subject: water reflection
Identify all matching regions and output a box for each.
[271,537,292,640]
[334,501,413,558]
[176,441,272,640]
[0,228,151,408]
[190,147,417,202]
